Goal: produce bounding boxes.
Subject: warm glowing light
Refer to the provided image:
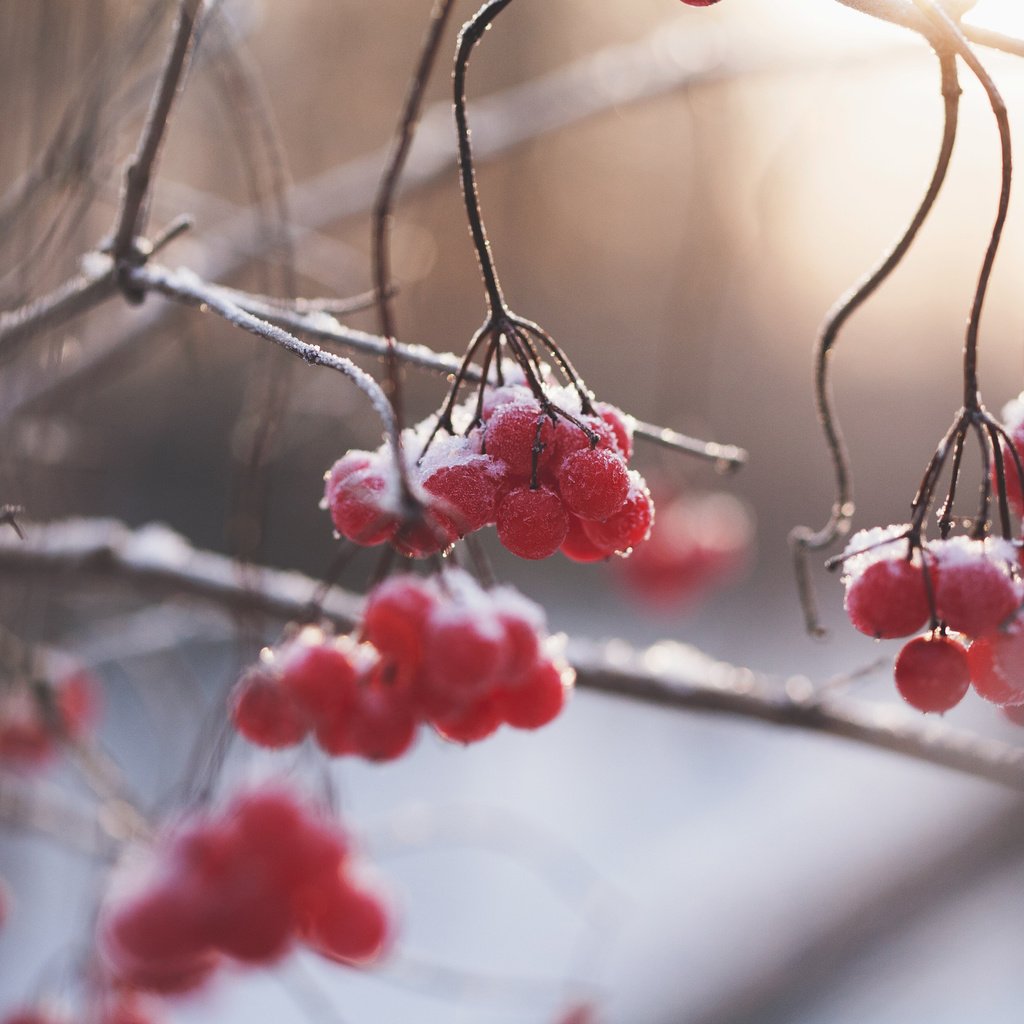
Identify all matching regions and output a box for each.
[968,0,1024,36]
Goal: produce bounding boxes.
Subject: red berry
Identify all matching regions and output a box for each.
[328,471,399,545]
[496,486,569,560]
[98,879,217,993]
[422,461,502,535]
[618,489,751,606]
[347,671,419,762]
[494,595,545,683]
[1002,702,1024,726]
[581,476,653,554]
[995,433,1024,517]
[362,575,436,684]
[279,634,360,721]
[502,658,571,729]
[430,691,505,744]
[54,668,100,739]
[324,451,373,505]
[594,402,634,459]
[844,558,930,639]
[893,634,970,713]
[551,415,619,469]
[557,448,630,522]
[931,538,1019,637]
[297,876,391,965]
[230,668,308,748]
[485,401,556,480]
[424,606,508,696]
[561,513,614,562]
[967,626,1024,705]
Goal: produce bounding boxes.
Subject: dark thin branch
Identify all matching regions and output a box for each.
[6,517,1024,793]
[110,0,203,270]
[454,0,515,313]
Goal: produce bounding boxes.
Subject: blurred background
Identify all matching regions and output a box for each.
[2,0,1024,1021]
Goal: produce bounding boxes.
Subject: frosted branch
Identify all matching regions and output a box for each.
[4,518,1024,793]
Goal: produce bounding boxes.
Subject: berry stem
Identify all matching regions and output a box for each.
[911,1,1012,413]
[454,0,516,316]
[372,0,458,510]
[789,48,960,636]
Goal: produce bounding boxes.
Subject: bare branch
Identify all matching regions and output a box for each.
[110,0,203,269]
[5,517,1024,793]
[0,258,117,357]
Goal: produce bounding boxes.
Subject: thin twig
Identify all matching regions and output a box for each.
[911,0,1012,411]
[110,0,203,274]
[5,517,1024,793]
[371,0,458,511]
[0,261,118,357]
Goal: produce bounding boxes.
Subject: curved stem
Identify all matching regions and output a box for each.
[454,0,516,314]
[370,0,457,516]
[373,0,457,420]
[789,49,959,635]
[912,1,1012,411]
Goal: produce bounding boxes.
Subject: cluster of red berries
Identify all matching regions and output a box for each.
[324,377,652,562]
[97,787,390,993]
[617,486,752,607]
[0,668,99,769]
[231,569,573,756]
[842,526,1024,712]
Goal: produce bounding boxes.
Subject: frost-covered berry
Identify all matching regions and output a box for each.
[581,474,653,554]
[485,401,556,480]
[422,461,502,535]
[424,606,509,696]
[844,558,930,639]
[894,634,970,713]
[328,470,398,546]
[496,486,569,560]
[230,668,308,749]
[967,623,1024,705]
[557,447,630,522]
[930,537,1020,637]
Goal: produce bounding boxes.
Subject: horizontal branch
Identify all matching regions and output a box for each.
[188,272,747,468]
[0,259,117,358]
[4,517,1024,792]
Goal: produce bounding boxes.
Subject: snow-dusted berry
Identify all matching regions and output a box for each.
[496,486,569,560]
